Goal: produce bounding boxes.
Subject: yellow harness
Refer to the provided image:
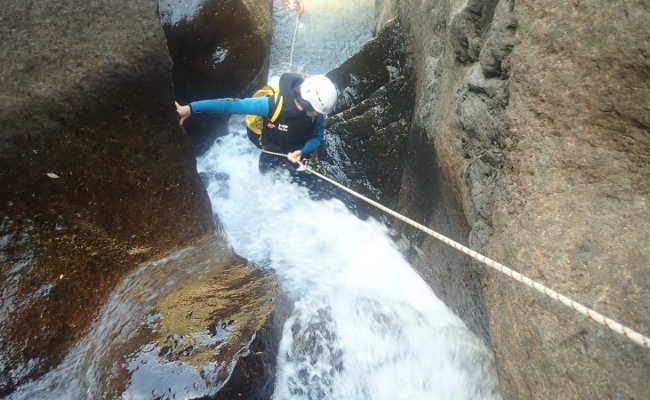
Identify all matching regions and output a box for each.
[245,86,284,146]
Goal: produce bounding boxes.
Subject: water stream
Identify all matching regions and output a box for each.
[199,130,499,399]
[197,1,500,399]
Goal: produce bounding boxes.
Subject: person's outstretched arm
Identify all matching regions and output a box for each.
[175,97,270,125]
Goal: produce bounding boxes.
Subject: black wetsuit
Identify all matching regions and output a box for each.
[258,73,319,174]
[189,73,325,183]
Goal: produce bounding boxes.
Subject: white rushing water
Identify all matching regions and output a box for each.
[198,129,499,399]
[195,1,499,399]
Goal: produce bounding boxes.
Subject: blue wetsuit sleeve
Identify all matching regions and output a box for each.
[189,97,270,117]
[301,115,325,155]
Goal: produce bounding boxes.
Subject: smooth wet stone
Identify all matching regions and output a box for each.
[0,0,214,393]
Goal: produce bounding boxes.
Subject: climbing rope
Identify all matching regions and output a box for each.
[260,149,650,350]
[287,3,302,72]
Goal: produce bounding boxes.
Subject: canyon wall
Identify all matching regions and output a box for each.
[0,0,247,394]
[337,0,650,398]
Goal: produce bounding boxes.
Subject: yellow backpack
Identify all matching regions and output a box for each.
[245,85,284,147]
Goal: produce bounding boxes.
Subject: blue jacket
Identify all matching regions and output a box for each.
[190,97,325,155]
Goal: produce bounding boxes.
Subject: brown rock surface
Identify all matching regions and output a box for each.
[162,0,272,101]
[0,0,214,394]
[94,235,287,399]
[336,0,650,398]
[487,1,650,398]
[160,0,273,152]
[325,18,415,208]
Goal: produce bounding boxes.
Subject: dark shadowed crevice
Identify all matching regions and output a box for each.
[157,0,272,155]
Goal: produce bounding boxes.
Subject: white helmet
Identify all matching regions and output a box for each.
[300,75,338,114]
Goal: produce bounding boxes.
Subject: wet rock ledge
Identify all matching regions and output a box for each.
[95,235,288,400]
[0,0,214,394]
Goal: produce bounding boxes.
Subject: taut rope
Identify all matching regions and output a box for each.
[260,149,650,350]
[287,8,301,72]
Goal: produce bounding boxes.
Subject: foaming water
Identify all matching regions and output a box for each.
[197,2,499,397]
[197,127,499,399]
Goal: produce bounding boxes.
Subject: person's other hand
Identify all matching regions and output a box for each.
[287,150,303,164]
[175,101,191,125]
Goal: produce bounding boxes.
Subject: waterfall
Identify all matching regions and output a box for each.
[198,127,499,399]
[195,1,500,398]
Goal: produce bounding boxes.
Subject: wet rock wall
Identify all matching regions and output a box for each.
[0,0,214,394]
[325,18,415,208]
[339,0,650,398]
[160,0,272,153]
[486,1,650,398]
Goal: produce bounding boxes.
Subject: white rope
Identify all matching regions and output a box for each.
[287,11,301,72]
[259,149,650,350]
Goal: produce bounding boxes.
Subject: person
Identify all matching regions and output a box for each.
[175,73,337,177]
[283,0,305,14]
